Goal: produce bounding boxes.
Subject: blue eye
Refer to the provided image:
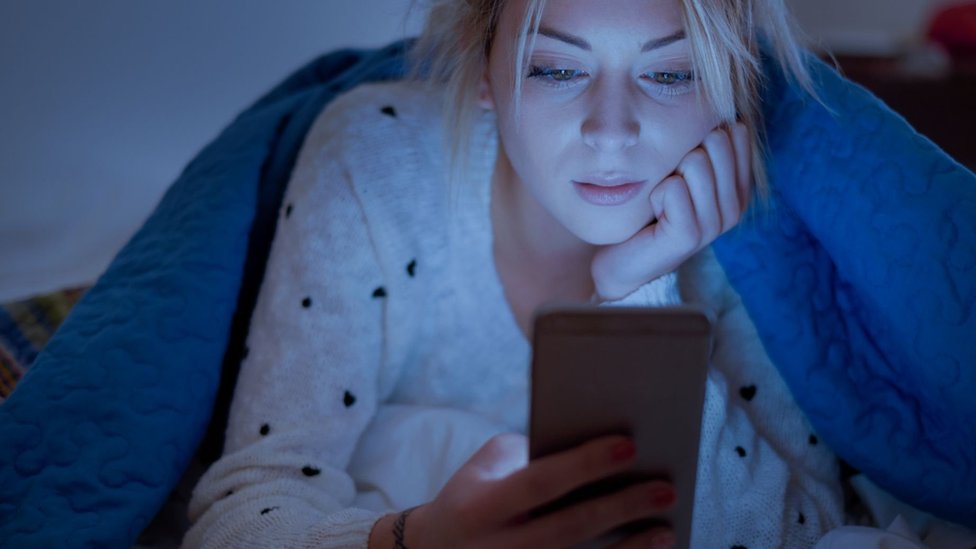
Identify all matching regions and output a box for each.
[527,65,588,86]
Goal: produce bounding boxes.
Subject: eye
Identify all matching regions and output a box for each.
[640,70,696,97]
[527,65,589,87]
[642,70,694,85]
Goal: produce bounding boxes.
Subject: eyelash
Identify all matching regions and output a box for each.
[526,65,696,97]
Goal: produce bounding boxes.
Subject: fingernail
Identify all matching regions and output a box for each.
[650,486,676,507]
[652,531,675,548]
[610,439,636,463]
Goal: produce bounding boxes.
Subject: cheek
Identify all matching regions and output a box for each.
[645,104,717,167]
[499,100,573,174]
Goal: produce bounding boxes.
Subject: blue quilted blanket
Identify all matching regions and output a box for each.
[1,41,973,546]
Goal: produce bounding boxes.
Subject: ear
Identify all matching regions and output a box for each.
[477,68,495,110]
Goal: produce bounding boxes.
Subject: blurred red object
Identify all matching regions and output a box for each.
[928,2,976,58]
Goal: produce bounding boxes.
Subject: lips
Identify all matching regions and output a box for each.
[572,178,646,206]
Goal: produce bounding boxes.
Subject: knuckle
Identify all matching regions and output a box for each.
[660,177,684,197]
[480,433,525,462]
[727,210,744,230]
[563,505,599,538]
[581,444,610,476]
[488,432,521,451]
[678,150,707,176]
[704,129,729,150]
[556,484,665,545]
[665,174,686,186]
[625,491,655,518]
[728,191,742,211]
[681,227,702,251]
[485,433,510,449]
[705,220,721,238]
[454,504,481,538]
[629,482,668,514]
[522,471,557,499]
[734,121,750,141]
[685,148,708,168]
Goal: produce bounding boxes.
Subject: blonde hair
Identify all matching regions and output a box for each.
[410,0,815,203]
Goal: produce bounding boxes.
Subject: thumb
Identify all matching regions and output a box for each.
[466,434,528,481]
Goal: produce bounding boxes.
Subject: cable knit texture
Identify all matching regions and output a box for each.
[184,81,844,548]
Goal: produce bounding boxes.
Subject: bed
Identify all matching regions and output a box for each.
[0,39,973,547]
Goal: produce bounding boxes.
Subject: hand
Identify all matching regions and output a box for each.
[591,123,753,301]
[374,433,676,549]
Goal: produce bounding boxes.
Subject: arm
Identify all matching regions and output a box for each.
[183,127,389,547]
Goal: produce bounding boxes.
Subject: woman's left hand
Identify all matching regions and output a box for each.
[591,123,753,301]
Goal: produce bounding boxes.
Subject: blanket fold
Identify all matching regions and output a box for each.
[712,55,976,526]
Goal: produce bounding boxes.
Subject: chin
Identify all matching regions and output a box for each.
[573,220,646,246]
[567,208,653,246]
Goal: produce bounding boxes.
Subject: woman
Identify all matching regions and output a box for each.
[184,0,841,547]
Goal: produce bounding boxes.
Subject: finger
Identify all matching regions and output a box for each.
[483,435,636,519]
[465,433,529,481]
[623,175,698,269]
[730,122,753,210]
[505,480,675,549]
[646,175,700,258]
[675,148,722,242]
[606,527,676,549]
[702,127,740,234]
[592,176,695,300]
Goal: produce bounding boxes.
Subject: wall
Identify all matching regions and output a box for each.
[786,0,957,55]
[0,0,421,300]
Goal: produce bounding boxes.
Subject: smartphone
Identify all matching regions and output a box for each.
[529,305,713,549]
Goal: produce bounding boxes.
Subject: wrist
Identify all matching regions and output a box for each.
[367,513,398,549]
[367,505,427,549]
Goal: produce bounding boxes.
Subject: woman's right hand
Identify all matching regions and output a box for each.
[400,433,676,549]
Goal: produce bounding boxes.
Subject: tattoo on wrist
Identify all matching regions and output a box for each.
[392,506,416,549]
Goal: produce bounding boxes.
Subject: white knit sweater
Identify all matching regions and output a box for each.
[183,81,844,548]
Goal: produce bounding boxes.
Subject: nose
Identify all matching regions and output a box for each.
[580,80,640,152]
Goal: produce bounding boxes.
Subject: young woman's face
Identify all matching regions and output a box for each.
[485,0,719,245]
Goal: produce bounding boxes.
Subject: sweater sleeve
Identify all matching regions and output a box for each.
[598,271,682,307]
[678,248,844,546]
[183,114,390,548]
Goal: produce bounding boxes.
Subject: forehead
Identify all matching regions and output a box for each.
[501,0,685,42]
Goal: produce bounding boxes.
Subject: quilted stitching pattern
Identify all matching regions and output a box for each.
[713,55,976,525]
[0,115,264,547]
[0,43,973,546]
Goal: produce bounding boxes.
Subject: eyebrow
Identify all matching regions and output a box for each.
[536,26,686,53]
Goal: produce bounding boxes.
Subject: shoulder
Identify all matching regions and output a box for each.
[295,80,453,209]
[286,79,453,235]
[307,80,448,160]
[288,80,463,283]
[331,80,446,123]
